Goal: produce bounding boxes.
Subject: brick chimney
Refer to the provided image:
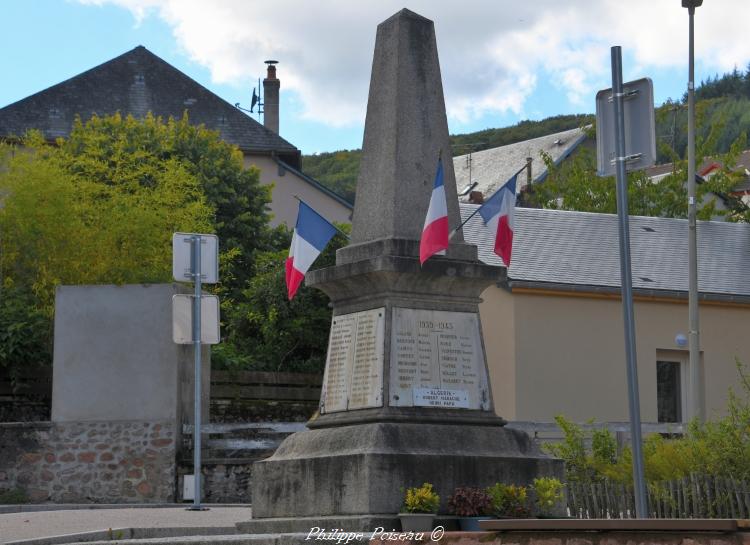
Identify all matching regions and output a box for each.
[263,60,279,134]
[468,190,484,204]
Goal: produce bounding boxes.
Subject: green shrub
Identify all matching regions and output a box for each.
[548,360,750,487]
[486,483,530,518]
[402,483,440,514]
[532,477,564,515]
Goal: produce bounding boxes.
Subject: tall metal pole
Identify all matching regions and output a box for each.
[686,2,702,422]
[190,235,204,510]
[611,46,648,518]
[526,157,533,188]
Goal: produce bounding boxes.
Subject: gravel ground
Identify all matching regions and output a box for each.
[0,507,252,544]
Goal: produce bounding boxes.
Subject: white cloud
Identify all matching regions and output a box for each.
[77,0,750,128]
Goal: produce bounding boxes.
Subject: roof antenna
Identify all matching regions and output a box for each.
[235,60,278,122]
[235,70,270,121]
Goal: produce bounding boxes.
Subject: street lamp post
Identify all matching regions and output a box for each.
[682,0,702,422]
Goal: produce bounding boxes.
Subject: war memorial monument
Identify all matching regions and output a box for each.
[243,9,562,533]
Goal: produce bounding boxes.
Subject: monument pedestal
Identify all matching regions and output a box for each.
[244,246,564,533]
[243,422,559,533]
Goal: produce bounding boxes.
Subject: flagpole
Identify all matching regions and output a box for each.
[293,195,351,239]
[449,162,527,239]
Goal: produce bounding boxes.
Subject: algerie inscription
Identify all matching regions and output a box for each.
[413,388,470,409]
[320,308,385,414]
[390,308,489,410]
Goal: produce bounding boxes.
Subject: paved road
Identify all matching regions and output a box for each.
[0,507,251,544]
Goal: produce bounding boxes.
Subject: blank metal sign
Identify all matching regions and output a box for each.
[172,294,220,344]
[172,233,219,284]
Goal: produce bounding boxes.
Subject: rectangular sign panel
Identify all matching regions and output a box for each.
[413,388,470,409]
[172,294,221,345]
[389,307,490,410]
[596,77,656,177]
[319,308,385,414]
[172,233,219,284]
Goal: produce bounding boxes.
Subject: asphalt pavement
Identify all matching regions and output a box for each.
[0,506,251,544]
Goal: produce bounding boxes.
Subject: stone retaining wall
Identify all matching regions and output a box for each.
[0,420,176,503]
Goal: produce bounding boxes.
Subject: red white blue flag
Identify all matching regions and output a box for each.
[285,201,338,300]
[419,157,449,265]
[478,173,517,267]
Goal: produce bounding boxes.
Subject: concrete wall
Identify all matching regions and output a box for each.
[52,284,209,425]
[244,155,352,228]
[480,286,750,422]
[0,421,176,503]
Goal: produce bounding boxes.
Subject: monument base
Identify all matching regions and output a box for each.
[244,421,563,533]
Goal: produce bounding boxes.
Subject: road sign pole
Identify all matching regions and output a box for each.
[172,231,219,510]
[190,234,204,511]
[611,46,648,518]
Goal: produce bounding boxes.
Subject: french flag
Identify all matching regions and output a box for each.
[285,201,338,301]
[478,174,517,267]
[419,157,449,265]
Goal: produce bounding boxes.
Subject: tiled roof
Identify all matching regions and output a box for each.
[0,46,299,162]
[645,150,750,191]
[460,204,750,299]
[452,127,587,201]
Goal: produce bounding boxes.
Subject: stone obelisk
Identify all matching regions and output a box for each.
[245,9,561,533]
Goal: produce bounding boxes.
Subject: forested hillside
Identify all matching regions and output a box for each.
[303,66,750,203]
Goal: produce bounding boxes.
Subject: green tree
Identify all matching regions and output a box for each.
[214,225,350,374]
[0,130,213,309]
[302,150,362,204]
[0,113,282,373]
[58,112,277,294]
[524,115,748,222]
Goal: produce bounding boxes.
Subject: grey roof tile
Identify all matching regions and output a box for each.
[453,127,587,201]
[0,46,299,161]
[460,204,750,298]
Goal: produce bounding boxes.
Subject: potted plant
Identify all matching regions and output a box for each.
[447,486,493,531]
[487,483,531,518]
[531,477,565,518]
[399,483,440,532]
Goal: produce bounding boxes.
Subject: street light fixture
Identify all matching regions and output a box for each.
[682,0,702,422]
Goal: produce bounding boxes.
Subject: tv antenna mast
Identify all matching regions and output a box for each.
[235,62,277,122]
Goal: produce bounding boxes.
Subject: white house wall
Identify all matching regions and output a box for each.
[244,155,352,228]
[480,286,750,423]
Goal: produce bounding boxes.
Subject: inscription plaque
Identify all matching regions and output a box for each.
[320,308,385,414]
[413,388,470,409]
[390,307,489,410]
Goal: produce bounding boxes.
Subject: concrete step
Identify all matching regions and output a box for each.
[183,423,307,435]
[180,423,306,461]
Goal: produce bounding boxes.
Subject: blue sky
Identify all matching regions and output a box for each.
[2,1,749,155]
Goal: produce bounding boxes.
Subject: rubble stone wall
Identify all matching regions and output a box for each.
[0,420,176,503]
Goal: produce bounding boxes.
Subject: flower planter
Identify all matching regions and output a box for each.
[458,516,493,531]
[398,513,436,532]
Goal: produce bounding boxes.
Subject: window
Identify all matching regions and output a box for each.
[657,360,682,423]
